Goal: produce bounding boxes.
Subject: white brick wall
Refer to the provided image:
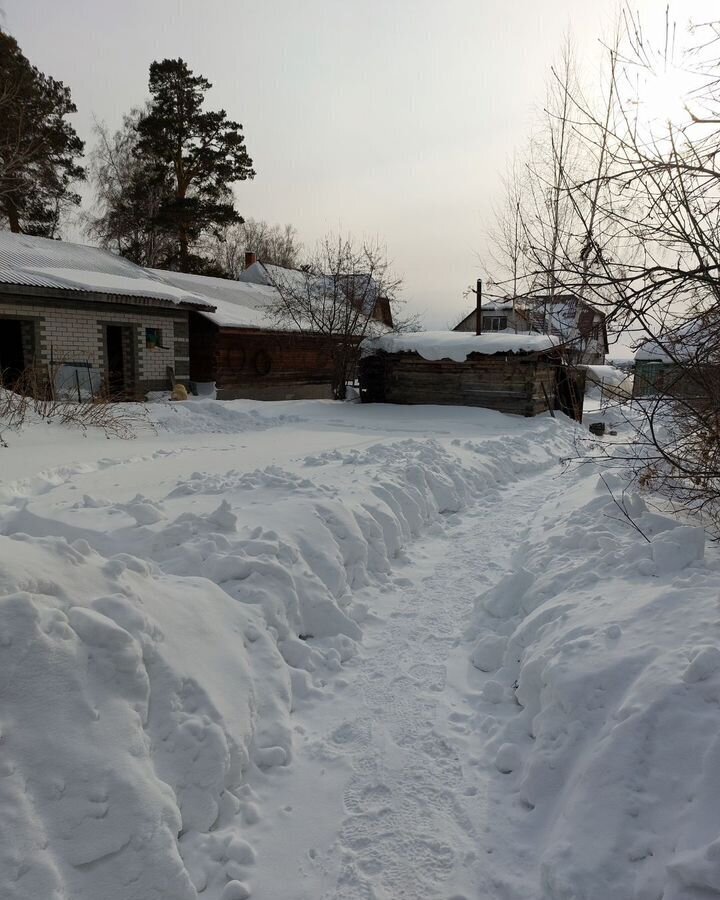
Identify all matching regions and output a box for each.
[0,299,187,386]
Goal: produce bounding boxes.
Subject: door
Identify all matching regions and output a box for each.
[0,319,26,386]
[106,325,126,396]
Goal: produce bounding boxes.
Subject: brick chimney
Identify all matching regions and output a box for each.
[475,278,482,335]
[244,251,257,270]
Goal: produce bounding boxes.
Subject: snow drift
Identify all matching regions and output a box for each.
[467,463,720,899]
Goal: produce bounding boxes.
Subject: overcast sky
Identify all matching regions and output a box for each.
[3,0,693,336]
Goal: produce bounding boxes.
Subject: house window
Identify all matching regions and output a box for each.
[482,316,508,331]
[591,323,600,340]
[146,327,164,350]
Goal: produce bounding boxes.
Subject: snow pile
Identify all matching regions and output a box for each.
[362,329,558,361]
[0,532,286,900]
[584,364,633,399]
[142,398,302,435]
[466,464,720,899]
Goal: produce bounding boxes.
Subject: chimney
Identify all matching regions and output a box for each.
[244,251,257,270]
[475,278,482,335]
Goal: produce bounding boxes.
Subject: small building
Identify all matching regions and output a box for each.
[359,331,584,419]
[0,231,212,398]
[632,320,718,400]
[155,267,338,400]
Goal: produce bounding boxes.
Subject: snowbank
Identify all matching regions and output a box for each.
[362,330,559,361]
[466,463,720,899]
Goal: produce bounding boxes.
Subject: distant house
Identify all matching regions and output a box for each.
[528,295,608,365]
[153,266,338,400]
[454,301,529,335]
[454,294,607,365]
[0,231,212,398]
[359,331,585,419]
[239,258,394,328]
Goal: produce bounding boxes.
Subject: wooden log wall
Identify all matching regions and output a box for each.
[359,351,558,417]
[189,313,337,397]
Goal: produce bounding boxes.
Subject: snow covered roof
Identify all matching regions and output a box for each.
[237,260,393,332]
[148,268,289,331]
[481,301,515,312]
[239,261,347,309]
[634,318,711,363]
[362,331,559,362]
[0,231,213,309]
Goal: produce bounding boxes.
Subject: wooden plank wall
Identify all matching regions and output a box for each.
[359,352,558,416]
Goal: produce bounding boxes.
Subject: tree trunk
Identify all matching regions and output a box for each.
[3,195,21,233]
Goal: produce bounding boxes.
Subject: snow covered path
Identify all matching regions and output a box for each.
[247,469,561,900]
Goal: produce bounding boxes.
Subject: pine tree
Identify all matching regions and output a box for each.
[0,31,84,236]
[135,58,255,273]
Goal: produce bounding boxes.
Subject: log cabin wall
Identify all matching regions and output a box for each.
[189,313,336,400]
[359,351,559,417]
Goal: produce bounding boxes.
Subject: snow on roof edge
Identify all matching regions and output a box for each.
[362,330,559,362]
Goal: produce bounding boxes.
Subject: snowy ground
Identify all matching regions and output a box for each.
[1,397,719,900]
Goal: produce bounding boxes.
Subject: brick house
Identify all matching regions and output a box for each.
[0,231,213,398]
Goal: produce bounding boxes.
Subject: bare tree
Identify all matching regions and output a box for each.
[84,110,174,267]
[544,9,720,530]
[209,219,302,276]
[265,234,403,399]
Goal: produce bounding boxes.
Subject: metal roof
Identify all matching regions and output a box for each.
[0,231,213,309]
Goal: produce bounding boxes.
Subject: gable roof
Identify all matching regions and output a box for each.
[0,231,213,310]
[456,293,608,352]
[454,302,527,332]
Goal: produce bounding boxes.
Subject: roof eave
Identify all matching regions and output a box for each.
[0,280,215,312]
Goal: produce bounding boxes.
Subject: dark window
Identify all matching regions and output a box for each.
[482,316,508,331]
[146,327,163,350]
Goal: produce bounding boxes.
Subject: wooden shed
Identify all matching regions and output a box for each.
[152,268,337,400]
[189,311,335,400]
[359,331,584,419]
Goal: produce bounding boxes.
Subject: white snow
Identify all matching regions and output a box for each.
[149,269,287,330]
[0,231,212,308]
[362,329,559,361]
[33,267,212,307]
[0,394,718,899]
